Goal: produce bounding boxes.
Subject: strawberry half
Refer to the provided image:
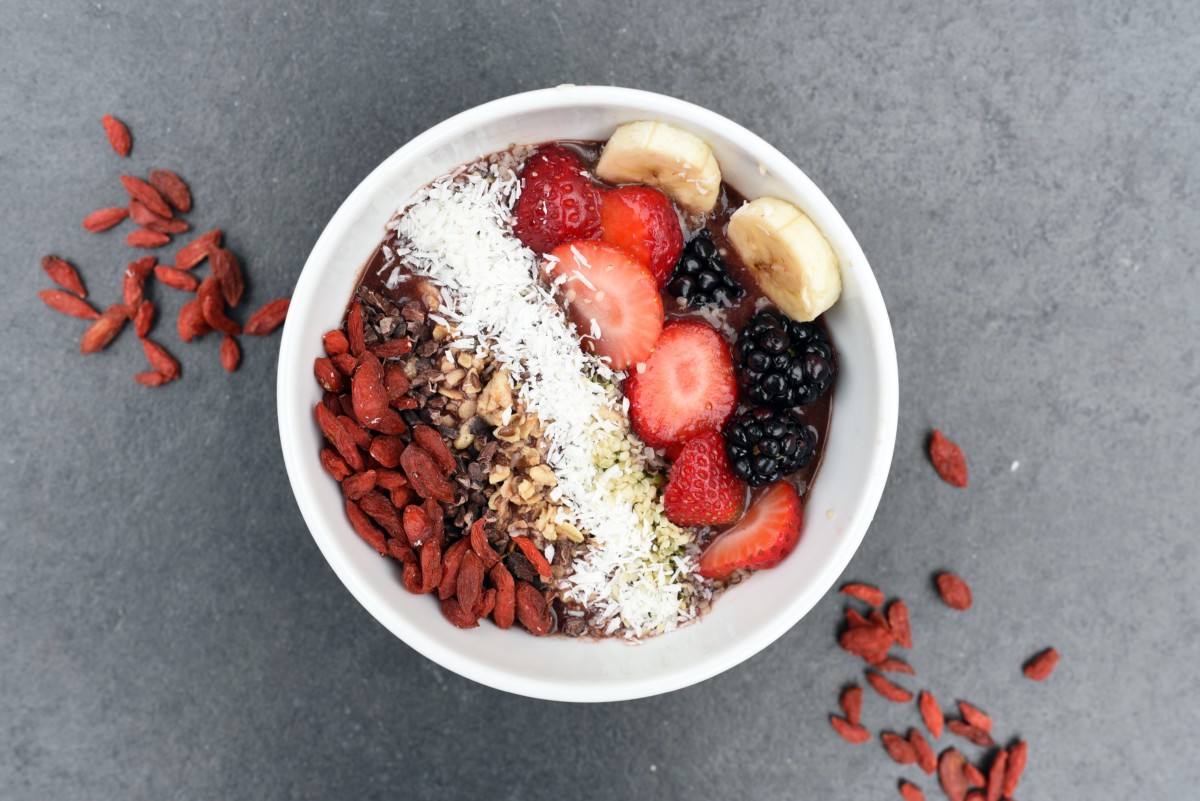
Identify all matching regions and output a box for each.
[544,240,664,370]
[624,319,737,449]
[599,185,684,287]
[663,430,747,527]
[698,481,803,579]
[513,146,602,253]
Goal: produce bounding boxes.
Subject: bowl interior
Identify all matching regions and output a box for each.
[278,87,897,702]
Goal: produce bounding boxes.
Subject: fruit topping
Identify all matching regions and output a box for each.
[736,309,837,407]
[665,229,745,308]
[698,481,802,579]
[662,430,747,527]
[725,406,818,486]
[625,319,737,449]
[598,185,683,287]
[595,121,722,213]
[543,240,664,370]
[513,145,602,253]
[727,196,841,321]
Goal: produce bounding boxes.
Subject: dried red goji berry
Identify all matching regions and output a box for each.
[39,290,99,320]
[839,626,892,664]
[919,691,944,739]
[511,536,552,579]
[82,206,130,232]
[829,716,870,744]
[148,169,192,213]
[154,264,200,292]
[877,656,916,675]
[929,429,968,487]
[437,538,471,600]
[346,302,365,356]
[141,338,179,380]
[866,669,913,703]
[963,761,985,788]
[375,470,408,491]
[957,701,992,733]
[938,749,969,801]
[439,596,479,629]
[515,581,552,636]
[887,599,912,648]
[177,297,211,342]
[478,588,496,619]
[489,562,516,629]
[129,200,187,234]
[119,175,171,218]
[909,728,936,775]
[198,276,242,335]
[314,357,343,392]
[101,115,131,157]
[456,550,484,615]
[946,720,995,748]
[369,436,404,468]
[840,582,884,606]
[323,329,349,356]
[123,256,155,311]
[134,371,170,387]
[845,608,870,629]
[898,781,925,801]
[345,499,387,556]
[331,352,357,376]
[370,337,413,359]
[320,448,352,481]
[1023,647,1059,681]
[359,490,405,541]
[220,335,240,371]
[412,424,456,475]
[985,748,1007,801]
[839,685,863,726]
[400,445,456,503]
[341,470,377,501]
[125,228,171,249]
[352,352,388,428]
[882,731,917,765]
[402,504,433,548]
[133,300,154,338]
[209,248,244,307]
[314,403,364,473]
[469,518,501,570]
[387,533,415,565]
[936,572,973,610]
[385,363,410,401]
[80,304,128,354]
[417,540,441,594]
[174,229,221,270]
[1003,741,1027,796]
[40,255,87,297]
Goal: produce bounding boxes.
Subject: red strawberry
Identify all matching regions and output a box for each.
[513,146,602,253]
[663,430,746,527]
[544,241,663,369]
[624,319,737,449]
[698,481,803,579]
[599,185,683,287]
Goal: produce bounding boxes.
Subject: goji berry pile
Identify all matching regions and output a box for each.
[36,115,289,384]
[829,567,1059,799]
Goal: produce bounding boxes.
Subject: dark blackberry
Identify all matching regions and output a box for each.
[724,407,817,486]
[665,230,745,308]
[735,310,837,407]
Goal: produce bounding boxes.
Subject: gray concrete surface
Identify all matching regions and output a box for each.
[2,1,1198,798]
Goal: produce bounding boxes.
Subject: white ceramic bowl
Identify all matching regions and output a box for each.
[278,86,898,702]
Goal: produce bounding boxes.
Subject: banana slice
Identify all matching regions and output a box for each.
[595,121,722,213]
[727,197,842,322]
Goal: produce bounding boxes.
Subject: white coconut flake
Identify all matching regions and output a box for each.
[389,162,697,637]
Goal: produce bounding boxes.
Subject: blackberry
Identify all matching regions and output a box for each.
[666,230,745,308]
[736,310,837,407]
[724,407,817,486]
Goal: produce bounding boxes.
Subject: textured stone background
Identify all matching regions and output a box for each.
[2,1,1197,798]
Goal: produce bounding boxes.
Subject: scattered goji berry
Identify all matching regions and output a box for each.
[1023,647,1059,681]
[936,572,973,610]
[929,429,968,487]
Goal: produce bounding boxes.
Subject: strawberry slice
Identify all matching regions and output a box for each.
[544,240,663,370]
[624,319,737,449]
[513,146,602,253]
[698,481,803,579]
[599,185,684,287]
[663,430,747,527]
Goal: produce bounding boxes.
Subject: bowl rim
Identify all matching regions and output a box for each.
[277,85,898,702]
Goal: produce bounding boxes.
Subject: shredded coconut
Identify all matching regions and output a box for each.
[390,161,697,636]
